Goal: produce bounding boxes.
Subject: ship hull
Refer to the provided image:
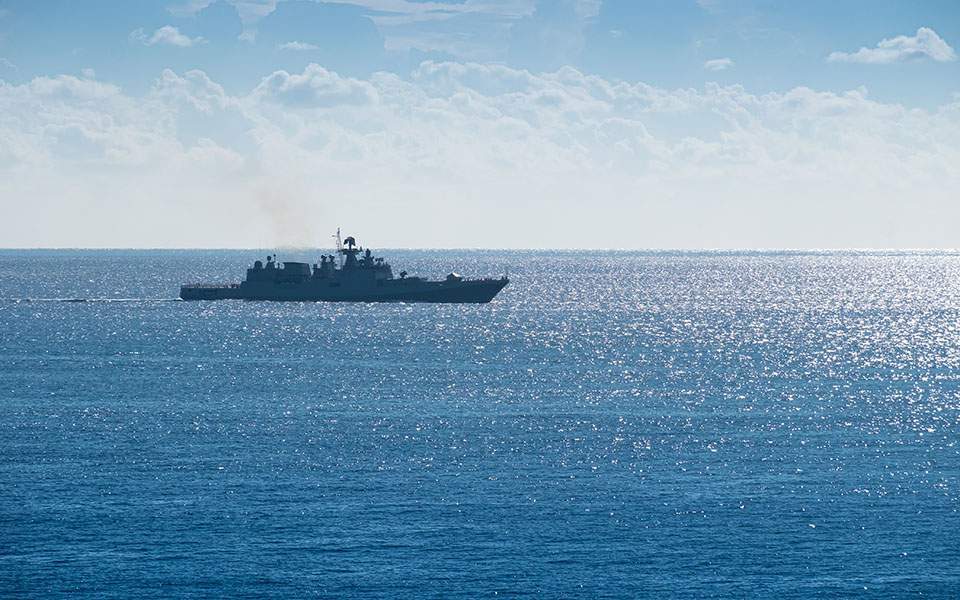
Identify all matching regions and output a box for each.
[180,278,508,303]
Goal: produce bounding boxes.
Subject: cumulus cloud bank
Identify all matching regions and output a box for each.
[828,27,956,64]
[254,64,378,107]
[1,62,959,248]
[130,26,206,48]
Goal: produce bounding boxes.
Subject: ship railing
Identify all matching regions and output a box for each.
[443,276,508,283]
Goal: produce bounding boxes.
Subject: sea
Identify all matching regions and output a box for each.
[1,249,959,598]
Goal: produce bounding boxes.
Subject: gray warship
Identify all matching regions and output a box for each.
[180,232,509,303]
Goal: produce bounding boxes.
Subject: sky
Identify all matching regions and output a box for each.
[0,0,958,248]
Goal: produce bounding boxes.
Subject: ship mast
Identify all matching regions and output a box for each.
[333,228,344,269]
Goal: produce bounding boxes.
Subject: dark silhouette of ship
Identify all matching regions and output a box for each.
[180,231,509,303]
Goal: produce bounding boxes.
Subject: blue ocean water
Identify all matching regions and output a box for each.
[1,249,959,598]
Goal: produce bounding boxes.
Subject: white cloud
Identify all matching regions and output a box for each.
[170,1,598,60]
[154,69,234,113]
[254,64,378,107]
[0,57,16,72]
[574,0,602,19]
[169,0,278,23]
[21,74,122,99]
[278,41,320,51]
[172,0,540,58]
[828,27,956,64]
[130,25,206,48]
[703,58,734,71]
[1,62,959,248]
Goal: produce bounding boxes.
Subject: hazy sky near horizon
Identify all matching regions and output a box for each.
[1,0,959,248]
